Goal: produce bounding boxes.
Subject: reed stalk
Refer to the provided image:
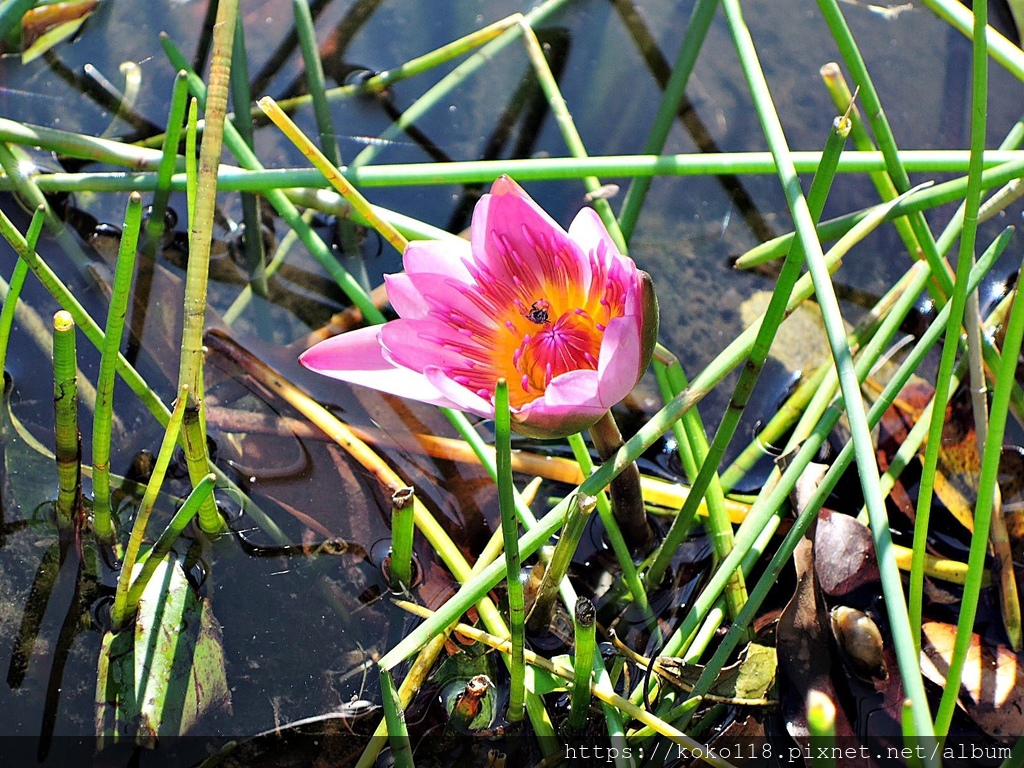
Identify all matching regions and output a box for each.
[292,0,339,166]
[807,691,836,768]
[175,0,238,535]
[494,380,525,722]
[387,487,415,590]
[568,596,596,733]
[379,668,413,768]
[618,0,718,241]
[52,311,80,536]
[110,387,188,630]
[934,268,1024,733]
[92,192,142,544]
[0,205,44,375]
[124,472,217,608]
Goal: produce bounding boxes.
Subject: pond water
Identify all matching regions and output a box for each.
[1,0,1023,765]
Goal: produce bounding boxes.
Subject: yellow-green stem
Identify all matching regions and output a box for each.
[52,310,81,536]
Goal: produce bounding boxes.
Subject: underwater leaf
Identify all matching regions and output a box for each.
[20,0,97,63]
[95,553,230,749]
[920,621,1024,744]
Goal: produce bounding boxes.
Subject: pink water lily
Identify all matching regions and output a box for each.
[300,176,659,439]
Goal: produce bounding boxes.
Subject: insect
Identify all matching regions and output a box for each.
[524,300,550,324]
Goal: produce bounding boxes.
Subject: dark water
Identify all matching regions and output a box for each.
[1,0,1023,764]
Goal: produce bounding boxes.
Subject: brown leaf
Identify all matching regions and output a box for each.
[921,621,1024,743]
[814,511,880,601]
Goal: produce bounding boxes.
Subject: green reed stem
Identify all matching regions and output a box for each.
[92,192,142,544]
[618,0,718,242]
[110,387,188,630]
[0,205,44,375]
[495,380,526,722]
[14,152,1024,196]
[902,700,925,768]
[569,596,596,733]
[921,0,1024,84]
[807,691,837,768]
[721,0,935,744]
[527,487,596,633]
[185,97,198,230]
[292,0,339,166]
[518,21,623,252]
[257,96,407,256]
[666,227,1009,738]
[934,278,1024,734]
[387,487,415,590]
[144,71,189,254]
[379,668,414,768]
[52,311,80,535]
[566,432,647,610]
[347,0,572,172]
[160,34,385,325]
[646,112,850,592]
[125,472,217,608]
[229,18,271,322]
[177,0,237,535]
[380,189,925,676]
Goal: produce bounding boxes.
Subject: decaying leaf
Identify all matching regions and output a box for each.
[21,0,98,63]
[95,554,231,750]
[920,621,1024,743]
[654,642,777,704]
[814,511,880,602]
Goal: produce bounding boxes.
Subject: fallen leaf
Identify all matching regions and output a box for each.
[920,621,1024,743]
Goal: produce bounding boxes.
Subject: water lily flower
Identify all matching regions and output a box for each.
[300,176,659,439]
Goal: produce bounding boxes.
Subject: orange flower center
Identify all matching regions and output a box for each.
[513,308,602,392]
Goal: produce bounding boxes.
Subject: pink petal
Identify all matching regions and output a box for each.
[384,273,430,319]
[298,327,460,409]
[403,238,473,281]
[514,369,607,437]
[424,366,494,418]
[398,271,498,327]
[595,314,644,407]
[568,207,620,269]
[379,318,490,376]
[471,181,588,295]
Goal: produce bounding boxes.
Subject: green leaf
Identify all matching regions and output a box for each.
[95,553,231,749]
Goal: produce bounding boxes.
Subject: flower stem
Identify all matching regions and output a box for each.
[52,311,81,537]
[495,380,526,722]
[92,192,142,544]
[588,412,652,552]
